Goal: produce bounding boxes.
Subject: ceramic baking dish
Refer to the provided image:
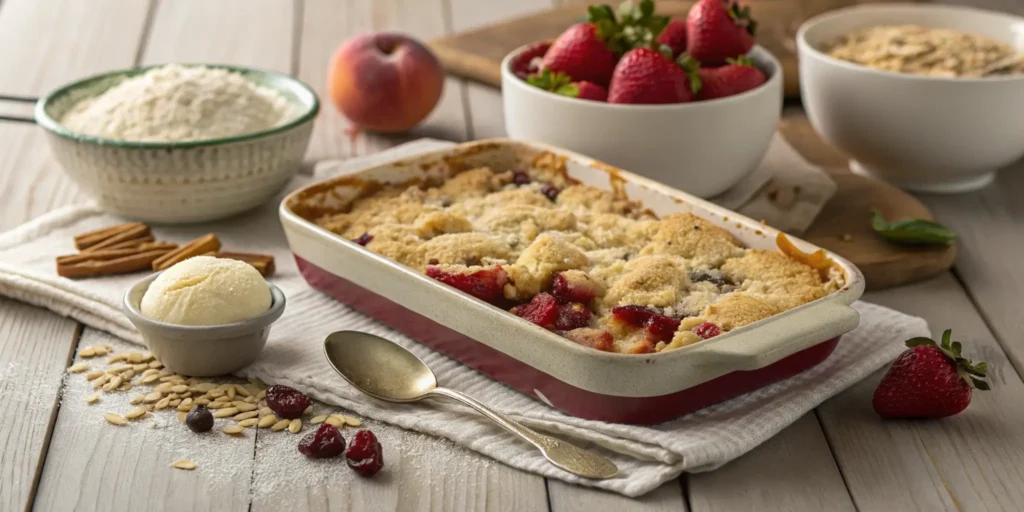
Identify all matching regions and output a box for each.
[279,139,865,425]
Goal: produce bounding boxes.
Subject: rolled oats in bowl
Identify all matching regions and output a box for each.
[824,25,1023,77]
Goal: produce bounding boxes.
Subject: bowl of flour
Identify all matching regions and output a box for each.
[30,63,318,223]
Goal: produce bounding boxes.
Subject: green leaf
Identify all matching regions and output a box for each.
[726,55,755,67]
[905,336,937,348]
[587,4,617,23]
[971,377,991,391]
[951,341,963,358]
[554,84,579,97]
[871,210,957,245]
[526,70,574,93]
[973,361,989,375]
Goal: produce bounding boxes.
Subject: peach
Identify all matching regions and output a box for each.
[327,32,444,133]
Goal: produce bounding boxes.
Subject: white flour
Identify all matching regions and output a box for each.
[60,64,297,143]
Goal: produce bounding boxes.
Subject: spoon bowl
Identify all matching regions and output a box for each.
[323,330,619,480]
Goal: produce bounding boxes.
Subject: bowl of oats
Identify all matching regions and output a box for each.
[27,63,319,223]
[797,4,1024,193]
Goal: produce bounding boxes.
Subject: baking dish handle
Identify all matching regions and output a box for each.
[0,95,38,124]
[688,302,860,371]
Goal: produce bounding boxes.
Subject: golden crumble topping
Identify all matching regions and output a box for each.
[309,166,843,354]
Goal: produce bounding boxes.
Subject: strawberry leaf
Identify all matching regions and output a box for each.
[611,0,670,51]
[727,2,758,36]
[554,83,580,97]
[905,336,937,348]
[872,210,956,245]
[972,378,991,391]
[675,53,703,94]
[526,70,574,92]
[725,55,756,67]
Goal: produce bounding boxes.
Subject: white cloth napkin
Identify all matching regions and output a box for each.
[316,135,837,234]
[0,142,922,497]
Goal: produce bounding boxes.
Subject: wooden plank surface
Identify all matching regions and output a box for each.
[688,414,857,512]
[0,300,78,512]
[0,1,152,510]
[817,274,1024,512]
[34,333,257,512]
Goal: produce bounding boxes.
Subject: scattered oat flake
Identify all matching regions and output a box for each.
[124,407,147,420]
[310,415,327,424]
[104,413,127,425]
[171,459,197,470]
[288,419,302,433]
[258,415,278,428]
[69,363,89,373]
[223,425,245,435]
[271,419,290,431]
[85,392,100,404]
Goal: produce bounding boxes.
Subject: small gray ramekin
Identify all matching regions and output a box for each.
[122,272,286,377]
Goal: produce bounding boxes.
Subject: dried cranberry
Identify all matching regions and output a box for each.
[512,170,531,185]
[298,423,346,459]
[355,233,374,246]
[510,41,551,78]
[551,272,597,304]
[564,328,614,351]
[185,404,214,433]
[694,322,722,339]
[690,269,729,287]
[644,314,681,343]
[611,305,656,327]
[511,293,560,329]
[426,265,509,304]
[555,303,592,330]
[346,429,384,477]
[541,184,561,201]
[265,385,311,419]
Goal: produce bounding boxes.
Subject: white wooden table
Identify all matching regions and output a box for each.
[3,1,1024,510]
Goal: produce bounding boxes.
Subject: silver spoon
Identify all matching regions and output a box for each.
[323,330,619,480]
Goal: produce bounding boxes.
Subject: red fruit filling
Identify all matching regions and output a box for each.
[298,423,346,459]
[426,265,509,304]
[555,303,592,331]
[694,322,722,339]
[564,328,613,351]
[551,272,597,304]
[265,385,311,419]
[355,233,374,246]
[511,292,559,329]
[644,314,681,343]
[541,184,561,201]
[610,305,656,326]
[346,429,384,477]
[512,170,531,185]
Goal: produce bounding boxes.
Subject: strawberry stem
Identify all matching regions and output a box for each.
[726,1,758,36]
[676,53,703,94]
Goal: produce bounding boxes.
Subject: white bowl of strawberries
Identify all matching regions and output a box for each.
[502,0,782,198]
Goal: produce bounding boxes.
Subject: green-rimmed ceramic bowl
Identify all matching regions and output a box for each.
[21,63,319,224]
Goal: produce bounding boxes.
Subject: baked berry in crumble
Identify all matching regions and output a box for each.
[309,162,843,354]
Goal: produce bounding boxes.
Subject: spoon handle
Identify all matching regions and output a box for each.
[426,387,618,480]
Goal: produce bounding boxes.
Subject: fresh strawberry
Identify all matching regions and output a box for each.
[697,56,765,100]
[685,0,757,65]
[656,18,688,56]
[542,1,669,86]
[607,47,700,104]
[511,41,551,79]
[526,70,608,102]
[873,330,990,419]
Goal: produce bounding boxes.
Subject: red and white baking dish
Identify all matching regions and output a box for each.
[279,139,864,425]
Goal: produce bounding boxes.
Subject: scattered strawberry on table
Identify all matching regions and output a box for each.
[518,0,764,104]
[873,330,990,419]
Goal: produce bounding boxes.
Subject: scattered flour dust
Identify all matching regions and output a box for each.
[57,332,488,503]
[59,63,297,143]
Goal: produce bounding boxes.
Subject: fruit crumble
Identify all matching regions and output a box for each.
[310,166,844,354]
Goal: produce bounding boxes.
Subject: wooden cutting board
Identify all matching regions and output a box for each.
[777,110,955,290]
[428,0,923,98]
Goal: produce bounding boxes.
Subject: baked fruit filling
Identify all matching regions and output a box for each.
[311,164,844,354]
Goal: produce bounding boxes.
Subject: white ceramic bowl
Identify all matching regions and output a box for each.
[33,64,318,224]
[123,272,286,377]
[797,4,1024,194]
[501,46,783,198]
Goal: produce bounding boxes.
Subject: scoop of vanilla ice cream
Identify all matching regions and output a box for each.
[141,256,271,326]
